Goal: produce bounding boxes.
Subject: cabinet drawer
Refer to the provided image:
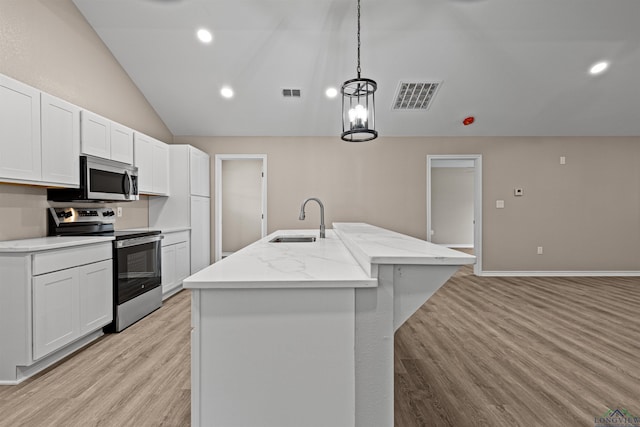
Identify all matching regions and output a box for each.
[161,230,189,247]
[33,243,112,276]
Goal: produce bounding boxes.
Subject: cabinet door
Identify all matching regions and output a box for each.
[190,196,211,274]
[33,269,80,360]
[41,93,80,186]
[78,260,113,335]
[152,141,169,195]
[161,244,177,294]
[175,241,190,283]
[110,122,133,164]
[0,75,41,182]
[81,110,110,160]
[190,147,210,197]
[134,133,154,194]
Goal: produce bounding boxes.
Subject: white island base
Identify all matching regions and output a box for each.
[185,223,475,427]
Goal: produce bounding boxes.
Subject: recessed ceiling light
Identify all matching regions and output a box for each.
[325,87,338,98]
[589,61,609,75]
[220,86,234,99]
[197,28,213,44]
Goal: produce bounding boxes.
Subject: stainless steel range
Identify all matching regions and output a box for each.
[48,207,162,332]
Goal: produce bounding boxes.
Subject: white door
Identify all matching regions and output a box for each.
[221,159,264,256]
[0,75,41,182]
[427,155,483,275]
[430,165,475,246]
[33,268,80,360]
[41,93,80,186]
[78,260,113,335]
[214,155,267,262]
[190,195,211,273]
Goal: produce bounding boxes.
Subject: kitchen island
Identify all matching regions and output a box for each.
[184,223,475,427]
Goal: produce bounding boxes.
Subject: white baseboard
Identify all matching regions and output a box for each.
[480,270,640,277]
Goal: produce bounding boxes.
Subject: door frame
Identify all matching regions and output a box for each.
[214,154,267,262]
[426,154,482,275]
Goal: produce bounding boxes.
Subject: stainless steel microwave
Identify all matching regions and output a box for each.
[48,156,139,202]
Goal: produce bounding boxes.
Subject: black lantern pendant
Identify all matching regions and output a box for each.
[341,0,378,142]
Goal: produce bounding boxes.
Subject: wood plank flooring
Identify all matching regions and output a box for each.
[394,265,640,427]
[1,267,639,426]
[0,291,191,427]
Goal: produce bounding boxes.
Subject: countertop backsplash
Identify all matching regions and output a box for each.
[0,183,150,241]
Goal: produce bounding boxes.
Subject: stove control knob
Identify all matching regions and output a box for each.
[64,211,73,218]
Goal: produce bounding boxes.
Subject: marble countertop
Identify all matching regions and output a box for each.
[0,236,115,253]
[184,229,378,289]
[333,222,475,275]
[184,223,476,290]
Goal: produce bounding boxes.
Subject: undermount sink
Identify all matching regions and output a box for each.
[269,235,317,243]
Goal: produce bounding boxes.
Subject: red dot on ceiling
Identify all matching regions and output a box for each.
[463,116,475,126]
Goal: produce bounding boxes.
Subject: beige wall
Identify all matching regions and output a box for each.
[1,1,639,272]
[0,0,171,239]
[177,135,640,272]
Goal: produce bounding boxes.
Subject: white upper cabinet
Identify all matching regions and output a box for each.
[0,74,42,182]
[152,140,169,195]
[134,132,169,196]
[189,146,210,197]
[41,93,80,186]
[110,122,134,164]
[80,110,110,159]
[81,110,133,165]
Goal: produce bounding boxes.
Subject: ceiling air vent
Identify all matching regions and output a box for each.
[282,88,301,98]
[392,82,441,110]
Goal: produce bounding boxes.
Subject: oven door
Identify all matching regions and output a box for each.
[115,235,162,305]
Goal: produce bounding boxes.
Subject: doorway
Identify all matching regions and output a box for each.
[427,155,482,275]
[214,155,267,262]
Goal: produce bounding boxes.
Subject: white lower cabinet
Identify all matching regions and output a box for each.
[0,242,113,384]
[32,258,112,361]
[79,260,113,335]
[33,268,80,361]
[161,231,190,298]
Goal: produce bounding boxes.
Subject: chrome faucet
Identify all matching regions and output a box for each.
[299,197,325,238]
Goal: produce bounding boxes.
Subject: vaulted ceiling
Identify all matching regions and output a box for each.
[73,0,640,138]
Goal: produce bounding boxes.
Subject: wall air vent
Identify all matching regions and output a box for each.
[282,88,302,97]
[392,81,441,110]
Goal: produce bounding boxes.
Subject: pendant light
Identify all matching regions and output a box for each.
[341,0,378,142]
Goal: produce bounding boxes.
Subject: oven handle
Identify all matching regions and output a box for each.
[115,235,163,249]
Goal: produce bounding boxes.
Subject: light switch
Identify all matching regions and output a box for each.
[514,188,523,196]
[560,156,566,165]
[496,200,505,209]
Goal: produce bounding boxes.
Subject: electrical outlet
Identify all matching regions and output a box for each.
[117,207,123,217]
[560,156,566,165]
[537,246,543,255]
[496,200,505,209]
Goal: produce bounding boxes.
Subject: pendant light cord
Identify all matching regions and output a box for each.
[357,0,361,78]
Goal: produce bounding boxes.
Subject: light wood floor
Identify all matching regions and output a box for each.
[1,268,639,426]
